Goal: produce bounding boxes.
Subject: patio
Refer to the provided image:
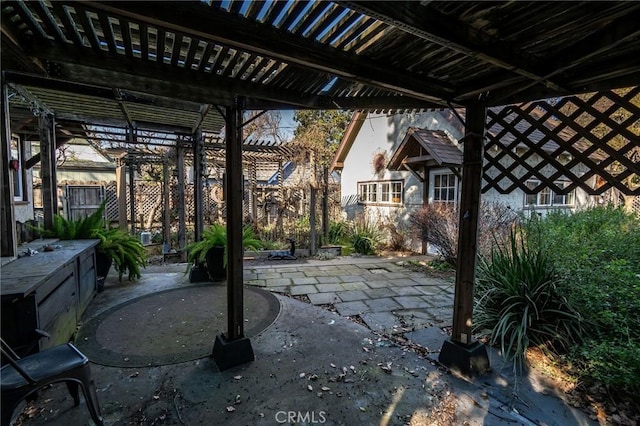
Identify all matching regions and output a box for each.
[13,255,594,426]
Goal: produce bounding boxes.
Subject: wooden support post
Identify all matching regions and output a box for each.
[1,83,17,257]
[438,102,489,375]
[309,184,317,256]
[128,127,136,235]
[188,130,209,282]
[250,161,257,224]
[422,164,430,255]
[192,130,204,242]
[128,158,136,235]
[116,160,127,229]
[212,97,254,370]
[162,157,171,244]
[276,160,283,233]
[322,165,329,243]
[39,114,57,229]
[176,142,186,261]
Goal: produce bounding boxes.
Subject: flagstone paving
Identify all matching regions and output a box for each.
[245,255,454,335]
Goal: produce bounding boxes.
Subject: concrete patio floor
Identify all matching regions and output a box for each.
[12,254,595,426]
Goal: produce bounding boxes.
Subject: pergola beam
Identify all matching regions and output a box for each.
[86,1,453,104]
[341,1,569,95]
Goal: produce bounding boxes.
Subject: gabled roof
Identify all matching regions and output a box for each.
[387,128,462,171]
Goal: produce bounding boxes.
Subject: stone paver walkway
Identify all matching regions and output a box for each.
[245,255,454,340]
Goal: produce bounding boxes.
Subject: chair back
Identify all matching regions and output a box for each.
[0,338,37,385]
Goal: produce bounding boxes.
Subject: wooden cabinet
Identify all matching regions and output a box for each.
[1,240,98,355]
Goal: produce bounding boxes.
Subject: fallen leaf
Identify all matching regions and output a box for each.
[299,373,306,378]
[330,363,336,368]
[309,374,318,381]
[359,407,366,412]
[307,385,313,392]
[153,395,160,400]
[233,375,242,380]
[321,386,331,391]
[226,406,235,412]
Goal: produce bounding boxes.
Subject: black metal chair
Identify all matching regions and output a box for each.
[0,338,104,426]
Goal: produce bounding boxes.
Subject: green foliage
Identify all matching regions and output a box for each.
[292,110,351,167]
[37,202,107,240]
[474,228,584,371]
[428,259,455,272]
[522,206,640,392]
[36,201,146,282]
[348,217,383,255]
[327,221,349,245]
[95,227,147,282]
[185,223,263,268]
[574,339,640,393]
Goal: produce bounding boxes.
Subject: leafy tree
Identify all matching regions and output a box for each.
[292,110,351,245]
[292,110,351,176]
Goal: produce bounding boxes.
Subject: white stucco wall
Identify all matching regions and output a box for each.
[338,111,599,251]
[339,111,467,250]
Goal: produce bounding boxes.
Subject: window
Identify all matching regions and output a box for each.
[358,180,403,205]
[10,135,25,202]
[525,180,575,207]
[432,171,458,203]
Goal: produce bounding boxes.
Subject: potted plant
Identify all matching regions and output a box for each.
[94,226,147,282]
[34,201,147,286]
[186,223,263,281]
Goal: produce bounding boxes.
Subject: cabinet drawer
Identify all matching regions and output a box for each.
[38,275,77,331]
[35,263,75,305]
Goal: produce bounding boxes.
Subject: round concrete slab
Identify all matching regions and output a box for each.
[76,285,279,367]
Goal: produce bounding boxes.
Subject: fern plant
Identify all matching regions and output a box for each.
[35,201,146,282]
[186,223,263,268]
[95,227,147,281]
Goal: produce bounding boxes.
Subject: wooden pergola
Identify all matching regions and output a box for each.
[2,1,639,371]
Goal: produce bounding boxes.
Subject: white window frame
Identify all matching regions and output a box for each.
[430,170,459,204]
[10,134,26,202]
[524,179,575,207]
[357,180,404,205]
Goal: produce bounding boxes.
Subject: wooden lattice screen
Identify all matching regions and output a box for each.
[483,87,640,196]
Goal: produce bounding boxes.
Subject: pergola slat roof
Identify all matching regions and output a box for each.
[2,0,639,132]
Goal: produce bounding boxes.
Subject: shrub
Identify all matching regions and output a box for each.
[523,206,640,393]
[327,221,349,245]
[474,228,584,371]
[575,339,640,394]
[409,201,518,266]
[348,216,382,255]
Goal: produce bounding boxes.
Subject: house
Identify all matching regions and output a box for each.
[32,138,117,221]
[330,108,603,252]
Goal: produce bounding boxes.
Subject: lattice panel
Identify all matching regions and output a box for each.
[631,196,640,215]
[483,87,640,196]
[104,182,118,222]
